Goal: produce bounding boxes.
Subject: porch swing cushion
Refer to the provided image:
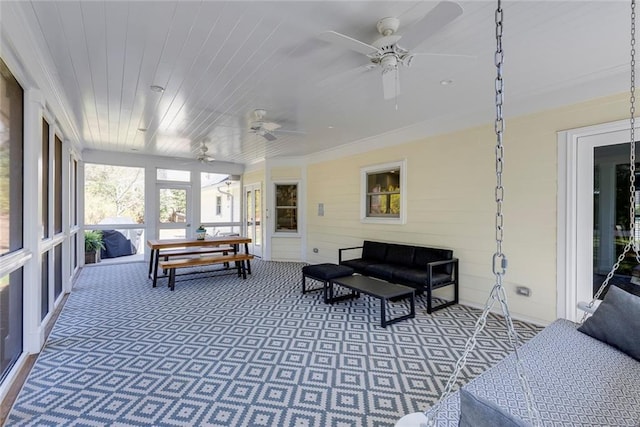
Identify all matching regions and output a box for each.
[578,285,640,361]
[418,318,640,426]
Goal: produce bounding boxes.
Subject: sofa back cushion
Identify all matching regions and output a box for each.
[362,240,388,262]
[414,247,454,274]
[385,244,415,267]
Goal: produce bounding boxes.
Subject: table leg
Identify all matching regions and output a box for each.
[148,248,156,278]
[244,243,252,274]
[380,298,387,328]
[153,249,160,288]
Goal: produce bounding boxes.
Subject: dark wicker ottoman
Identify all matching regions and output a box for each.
[302,263,354,303]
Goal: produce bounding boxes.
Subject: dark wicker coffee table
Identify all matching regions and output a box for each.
[329,275,415,327]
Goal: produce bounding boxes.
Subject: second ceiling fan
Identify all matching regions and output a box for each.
[318,1,465,100]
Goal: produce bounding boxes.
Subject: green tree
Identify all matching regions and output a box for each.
[85,165,144,224]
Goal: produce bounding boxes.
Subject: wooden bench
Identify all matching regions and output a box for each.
[158,247,232,275]
[160,247,231,260]
[158,254,254,291]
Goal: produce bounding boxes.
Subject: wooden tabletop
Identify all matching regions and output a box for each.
[147,236,251,250]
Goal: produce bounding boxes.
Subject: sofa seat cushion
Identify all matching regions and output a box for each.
[341,258,378,272]
[392,268,452,287]
[363,263,402,281]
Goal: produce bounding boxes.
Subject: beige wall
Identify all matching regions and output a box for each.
[305,92,630,324]
[243,169,265,187]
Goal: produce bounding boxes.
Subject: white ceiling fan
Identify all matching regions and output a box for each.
[318,1,466,100]
[249,109,280,141]
[195,139,215,163]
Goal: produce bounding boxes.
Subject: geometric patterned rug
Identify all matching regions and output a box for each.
[8,260,541,426]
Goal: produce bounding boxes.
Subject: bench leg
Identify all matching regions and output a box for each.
[240,261,247,279]
[169,268,176,291]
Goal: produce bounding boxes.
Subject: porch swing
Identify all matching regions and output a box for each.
[396,1,640,426]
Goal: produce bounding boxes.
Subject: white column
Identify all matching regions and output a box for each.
[23,89,45,353]
[61,139,71,293]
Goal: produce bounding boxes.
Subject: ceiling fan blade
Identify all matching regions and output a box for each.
[411,52,476,59]
[398,1,463,51]
[382,67,400,100]
[407,52,477,68]
[317,64,376,88]
[262,121,281,132]
[274,128,306,135]
[262,131,277,142]
[318,30,379,55]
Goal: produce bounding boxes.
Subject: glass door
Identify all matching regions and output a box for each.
[157,184,192,239]
[593,143,640,296]
[244,183,262,257]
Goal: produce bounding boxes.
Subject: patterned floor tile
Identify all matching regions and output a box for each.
[7,260,542,426]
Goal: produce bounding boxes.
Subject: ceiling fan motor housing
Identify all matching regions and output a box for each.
[376,17,399,36]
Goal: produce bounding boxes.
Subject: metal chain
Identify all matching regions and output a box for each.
[585,0,638,318]
[425,3,540,425]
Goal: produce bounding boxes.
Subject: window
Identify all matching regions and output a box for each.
[0,57,24,256]
[41,118,49,239]
[200,173,242,236]
[54,244,62,298]
[0,57,24,383]
[84,164,145,225]
[157,168,190,182]
[361,160,406,224]
[0,268,23,382]
[275,183,298,233]
[54,135,62,234]
[41,253,48,320]
[71,158,78,226]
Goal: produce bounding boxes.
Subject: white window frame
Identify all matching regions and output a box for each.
[274,182,299,235]
[360,159,407,224]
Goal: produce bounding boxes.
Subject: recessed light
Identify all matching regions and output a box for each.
[328,126,334,129]
[131,148,138,151]
[150,85,165,93]
[440,79,453,86]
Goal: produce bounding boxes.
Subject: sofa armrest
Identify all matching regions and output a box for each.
[339,246,363,263]
[427,258,458,268]
[427,258,458,281]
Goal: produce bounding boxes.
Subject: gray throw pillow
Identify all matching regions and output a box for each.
[458,388,529,427]
[578,285,640,361]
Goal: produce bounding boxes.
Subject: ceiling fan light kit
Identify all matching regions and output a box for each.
[318,0,464,101]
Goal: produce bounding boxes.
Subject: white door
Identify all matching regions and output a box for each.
[560,121,638,320]
[157,183,192,239]
[244,183,262,257]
